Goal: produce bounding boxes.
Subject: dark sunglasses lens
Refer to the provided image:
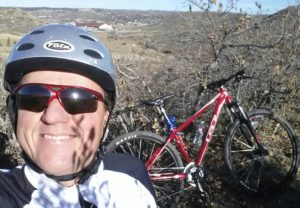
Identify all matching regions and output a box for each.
[16,86,50,112]
[60,88,97,114]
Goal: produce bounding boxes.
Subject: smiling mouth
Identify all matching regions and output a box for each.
[42,134,76,141]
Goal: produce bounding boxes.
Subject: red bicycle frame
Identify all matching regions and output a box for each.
[146,87,233,181]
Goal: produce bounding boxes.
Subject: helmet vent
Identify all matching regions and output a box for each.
[84,49,103,59]
[80,35,96,42]
[17,43,35,51]
[30,30,44,34]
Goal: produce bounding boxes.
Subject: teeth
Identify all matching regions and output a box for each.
[43,134,73,140]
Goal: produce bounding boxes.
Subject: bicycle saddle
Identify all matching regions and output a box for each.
[140,94,175,106]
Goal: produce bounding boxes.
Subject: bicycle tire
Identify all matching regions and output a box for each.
[106,131,184,208]
[224,108,299,194]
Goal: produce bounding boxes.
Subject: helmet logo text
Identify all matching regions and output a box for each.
[43,40,74,52]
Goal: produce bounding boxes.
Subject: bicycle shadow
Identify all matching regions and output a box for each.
[177,165,300,208]
[212,163,300,208]
[177,136,300,208]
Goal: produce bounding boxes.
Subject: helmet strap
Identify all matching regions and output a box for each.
[6,95,17,132]
[22,149,103,183]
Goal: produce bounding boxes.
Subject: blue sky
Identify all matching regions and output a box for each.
[0,0,297,14]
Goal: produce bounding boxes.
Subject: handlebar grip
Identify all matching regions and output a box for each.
[236,69,245,76]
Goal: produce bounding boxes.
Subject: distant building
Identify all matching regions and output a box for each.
[75,20,114,31]
[99,23,114,31]
[75,20,104,29]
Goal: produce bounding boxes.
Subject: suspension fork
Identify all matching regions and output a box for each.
[228,102,268,154]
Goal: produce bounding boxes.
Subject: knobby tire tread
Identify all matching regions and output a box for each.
[224,108,299,194]
[106,131,184,208]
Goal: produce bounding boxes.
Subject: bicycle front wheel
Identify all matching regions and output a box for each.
[106,131,184,208]
[224,108,299,193]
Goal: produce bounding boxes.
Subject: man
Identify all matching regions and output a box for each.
[0,24,157,207]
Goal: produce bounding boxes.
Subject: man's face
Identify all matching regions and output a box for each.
[16,70,109,177]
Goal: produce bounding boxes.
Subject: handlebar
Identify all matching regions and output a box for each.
[206,70,252,90]
[140,94,175,106]
[140,70,252,107]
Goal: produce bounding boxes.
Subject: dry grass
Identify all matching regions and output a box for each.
[0,7,299,208]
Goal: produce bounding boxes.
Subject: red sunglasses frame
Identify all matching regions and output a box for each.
[14,83,108,111]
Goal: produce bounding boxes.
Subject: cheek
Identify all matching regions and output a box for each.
[16,111,40,153]
[76,109,108,146]
[17,110,40,131]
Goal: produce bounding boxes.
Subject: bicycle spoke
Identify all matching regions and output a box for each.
[138,139,142,159]
[118,143,131,154]
[107,131,184,207]
[242,160,262,190]
[232,137,253,149]
[225,109,299,193]
[154,183,181,200]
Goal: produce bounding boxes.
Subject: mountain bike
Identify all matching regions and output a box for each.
[106,70,299,207]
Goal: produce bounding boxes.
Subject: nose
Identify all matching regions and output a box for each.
[41,98,70,124]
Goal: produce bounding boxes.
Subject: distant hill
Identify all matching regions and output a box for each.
[23,7,176,25]
[0,7,46,34]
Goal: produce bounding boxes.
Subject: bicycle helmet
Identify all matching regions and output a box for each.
[4,23,116,98]
[3,23,117,183]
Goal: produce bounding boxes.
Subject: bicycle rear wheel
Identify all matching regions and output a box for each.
[106,131,184,208]
[224,108,299,193]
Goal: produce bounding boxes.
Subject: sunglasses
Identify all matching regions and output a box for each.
[14,83,108,114]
